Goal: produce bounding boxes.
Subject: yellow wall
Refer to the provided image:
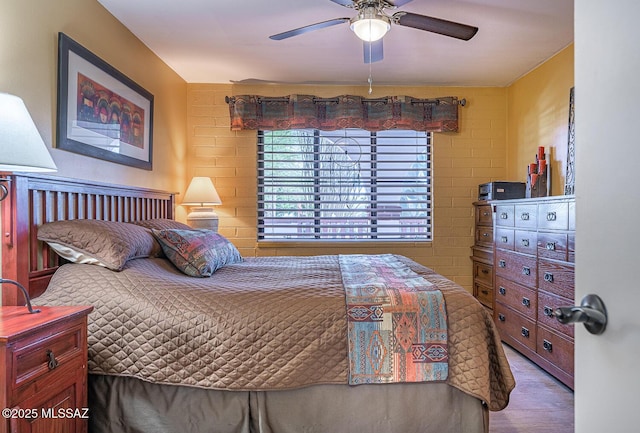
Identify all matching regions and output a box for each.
[187,84,508,287]
[507,45,575,196]
[0,0,187,193]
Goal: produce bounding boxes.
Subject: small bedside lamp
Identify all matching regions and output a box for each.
[182,177,222,231]
[0,92,58,313]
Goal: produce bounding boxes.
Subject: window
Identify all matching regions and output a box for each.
[258,129,431,241]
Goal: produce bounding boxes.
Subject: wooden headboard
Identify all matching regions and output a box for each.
[1,173,175,305]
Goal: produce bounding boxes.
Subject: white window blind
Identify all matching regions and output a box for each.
[258,129,432,241]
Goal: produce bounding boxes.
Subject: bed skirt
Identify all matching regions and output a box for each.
[88,375,488,433]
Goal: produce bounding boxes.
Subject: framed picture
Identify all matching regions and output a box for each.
[56,32,153,170]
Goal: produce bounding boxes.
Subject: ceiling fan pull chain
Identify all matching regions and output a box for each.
[368,43,373,94]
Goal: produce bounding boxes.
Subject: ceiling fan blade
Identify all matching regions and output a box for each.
[387,0,414,7]
[393,12,478,41]
[364,39,384,64]
[270,18,350,40]
[329,0,355,7]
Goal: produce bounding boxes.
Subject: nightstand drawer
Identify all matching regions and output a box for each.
[12,323,84,390]
[495,228,514,250]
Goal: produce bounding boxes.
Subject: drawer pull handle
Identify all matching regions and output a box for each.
[481,269,489,274]
[500,212,508,220]
[499,286,506,296]
[483,211,490,217]
[522,297,531,308]
[481,289,489,295]
[46,350,59,370]
[546,242,556,251]
[520,212,529,220]
[547,211,557,221]
[543,306,554,317]
[483,232,489,237]
[544,272,554,283]
[521,239,530,247]
[522,266,531,276]
[499,260,506,268]
[501,236,508,243]
[543,339,553,353]
[498,314,505,322]
[521,327,530,338]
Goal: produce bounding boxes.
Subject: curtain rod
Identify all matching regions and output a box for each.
[225,96,466,106]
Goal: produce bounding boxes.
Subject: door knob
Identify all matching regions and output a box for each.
[554,294,607,335]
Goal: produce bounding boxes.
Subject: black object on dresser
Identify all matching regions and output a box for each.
[492,196,575,389]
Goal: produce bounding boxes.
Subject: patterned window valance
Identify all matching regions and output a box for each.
[226,94,464,132]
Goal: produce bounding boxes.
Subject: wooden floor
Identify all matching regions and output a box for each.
[489,344,574,433]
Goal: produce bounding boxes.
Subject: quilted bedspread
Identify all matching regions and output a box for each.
[35,254,515,411]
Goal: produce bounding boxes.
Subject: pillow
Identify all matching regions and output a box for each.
[37,219,159,271]
[132,218,192,231]
[152,229,243,277]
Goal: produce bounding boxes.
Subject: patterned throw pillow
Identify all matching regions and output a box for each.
[152,229,243,277]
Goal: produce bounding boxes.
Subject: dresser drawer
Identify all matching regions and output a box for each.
[494,205,515,227]
[471,246,493,264]
[476,204,493,226]
[495,249,537,288]
[474,281,494,310]
[495,304,537,352]
[11,323,85,391]
[495,276,537,319]
[537,232,568,261]
[538,290,575,338]
[568,234,575,263]
[538,259,574,299]
[495,228,514,251]
[515,230,537,255]
[475,226,494,247]
[514,204,537,229]
[474,261,493,286]
[538,201,569,230]
[536,326,574,376]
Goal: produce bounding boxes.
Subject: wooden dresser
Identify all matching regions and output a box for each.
[0,306,93,433]
[492,196,575,389]
[471,201,495,315]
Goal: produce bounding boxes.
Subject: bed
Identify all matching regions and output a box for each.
[1,173,515,433]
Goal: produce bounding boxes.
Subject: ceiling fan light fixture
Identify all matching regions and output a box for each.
[350,8,390,42]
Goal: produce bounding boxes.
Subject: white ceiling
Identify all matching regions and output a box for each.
[97,0,574,87]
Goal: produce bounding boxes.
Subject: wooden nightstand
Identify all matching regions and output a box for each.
[0,306,93,433]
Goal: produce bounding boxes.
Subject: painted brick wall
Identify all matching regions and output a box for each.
[186,83,507,290]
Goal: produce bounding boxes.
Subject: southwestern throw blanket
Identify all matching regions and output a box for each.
[341,254,448,384]
[35,254,515,411]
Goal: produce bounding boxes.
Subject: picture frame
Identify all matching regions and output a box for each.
[56,32,153,170]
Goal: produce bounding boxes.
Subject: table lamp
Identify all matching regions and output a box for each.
[182,177,222,231]
[0,92,58,313]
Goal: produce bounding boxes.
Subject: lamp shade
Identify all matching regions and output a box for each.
[350,8,390,42]
[0,93,57,172]
[182,177,222,206]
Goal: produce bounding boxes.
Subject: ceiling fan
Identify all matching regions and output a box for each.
[269,0,478,64]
